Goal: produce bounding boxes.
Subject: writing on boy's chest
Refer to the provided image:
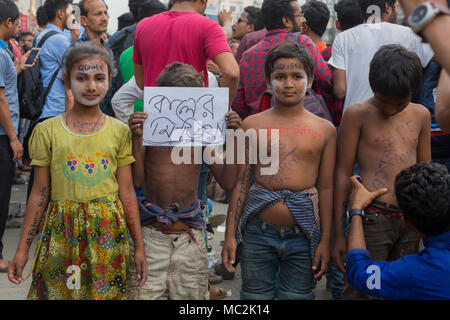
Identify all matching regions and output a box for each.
[371,120,419,149]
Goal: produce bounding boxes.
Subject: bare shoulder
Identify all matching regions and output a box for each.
[241,111,269,130]
[305,112,337,139]
[406,102,431,119]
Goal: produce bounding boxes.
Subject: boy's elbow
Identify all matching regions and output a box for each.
[333,85,346,100]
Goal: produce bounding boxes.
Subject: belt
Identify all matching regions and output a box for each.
[366,200,403,218]
[146,222,197,243]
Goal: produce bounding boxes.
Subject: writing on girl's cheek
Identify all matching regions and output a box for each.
[78,64,104,72]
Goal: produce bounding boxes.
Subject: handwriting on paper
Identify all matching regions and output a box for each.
[143,87,229,146]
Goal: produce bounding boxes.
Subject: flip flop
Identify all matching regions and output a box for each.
[209,285,227,300]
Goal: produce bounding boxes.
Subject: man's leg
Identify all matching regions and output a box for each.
[167,228,209,300]
[277,227,315,300]
[240,217,280,300]
[0,135,15,266]
[389,218,420,261]
[127,227,171,300]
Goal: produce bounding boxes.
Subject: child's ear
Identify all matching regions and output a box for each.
[307,75,314,89]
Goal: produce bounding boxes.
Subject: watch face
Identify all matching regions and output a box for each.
[411,5,428,24]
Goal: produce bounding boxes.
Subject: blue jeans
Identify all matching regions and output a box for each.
[240,217,314,300]
[433,157,450,171]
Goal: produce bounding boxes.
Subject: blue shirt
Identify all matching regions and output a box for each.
[0,40,19,136]
[35,24,70,120]
[346,231,450,300]
[70,31,113,59]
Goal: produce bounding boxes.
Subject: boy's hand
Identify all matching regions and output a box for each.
[8,251,29,284]
[221,237,237,273]
[349,176,388,210]
[133,247,148,287]
[312,241,330,280]
[332,234,347,273]
[128,112,148,138]
[225,112,241,129]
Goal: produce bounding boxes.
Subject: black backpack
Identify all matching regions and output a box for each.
[17,31,60,120]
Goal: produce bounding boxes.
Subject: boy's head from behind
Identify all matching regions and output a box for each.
[369,45,423,116]
[156,62,204,87]
[265,41,314,107]
[395,162,450,237]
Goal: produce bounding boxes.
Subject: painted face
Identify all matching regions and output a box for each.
[373,92,410,117]
[70,57,109,107]
[269,58,311,107]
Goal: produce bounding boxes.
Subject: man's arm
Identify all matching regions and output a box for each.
[416,107,432,162]
[435,70,450,131]
[134,63,145,91]
[344,176,412,300]
[128,112,147,189]
[0,88,22,162]
[331,105,361,273]
[313,123,337,279]
[218,10,233,41]
[213,51,240,109]
[398,0,450,73]
[111,77,143,123]
[333,68,347,100]
[301,35,333,92]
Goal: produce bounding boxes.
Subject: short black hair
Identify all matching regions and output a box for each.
[301,0,330,37]
[357,0,396,20]
[244,6,264,31]
[129,0,144,23]
[395,162,450,236]
[19,31,34,40]
[262,0,296,31]
[369,45,423,98]
[36,5,49,27]
[44,0,72,22]
[118,12,134,31]
[79,0,108,17]
[265,41,314,81]
[334,0,364,30]
[0,0,19,23]
[156,62,204,87]
[138,0,167,21]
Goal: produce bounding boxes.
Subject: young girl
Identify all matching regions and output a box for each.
[7,41,147,300]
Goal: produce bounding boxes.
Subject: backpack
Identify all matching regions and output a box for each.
[257,32,333,122]
[17,31,60,120]
[412,61,450,158]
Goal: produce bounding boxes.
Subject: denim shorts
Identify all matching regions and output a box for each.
[240,216,314,300]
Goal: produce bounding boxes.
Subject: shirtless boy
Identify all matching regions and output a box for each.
[222,41,336,300]
[126,62,241,300]
[332,45,431,299]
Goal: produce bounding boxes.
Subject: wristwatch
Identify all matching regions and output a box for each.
[408,1,450,33]
[348,208,364,219]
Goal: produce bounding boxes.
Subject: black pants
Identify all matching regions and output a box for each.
[0,135,16,260]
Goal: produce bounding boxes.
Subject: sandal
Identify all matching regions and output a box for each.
[209,285,227,300]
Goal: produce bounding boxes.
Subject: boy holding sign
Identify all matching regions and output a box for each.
[127,62,240,300]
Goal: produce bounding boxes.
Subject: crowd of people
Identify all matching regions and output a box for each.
[0,0,448,301]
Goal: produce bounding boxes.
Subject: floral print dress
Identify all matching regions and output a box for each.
[27,116,135,300]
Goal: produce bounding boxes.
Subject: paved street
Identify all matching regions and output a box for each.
[0,174,332,300]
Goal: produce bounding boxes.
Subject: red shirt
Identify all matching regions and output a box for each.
[133,11,231,87]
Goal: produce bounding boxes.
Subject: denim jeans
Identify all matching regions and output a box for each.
[433,157,450,172]
[240,216,314,300]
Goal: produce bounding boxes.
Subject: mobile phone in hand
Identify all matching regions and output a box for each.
[24,48,41,67]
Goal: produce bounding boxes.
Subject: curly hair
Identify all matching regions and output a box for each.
[395,162,450,236]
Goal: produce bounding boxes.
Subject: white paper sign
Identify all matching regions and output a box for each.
[143,87,229,146]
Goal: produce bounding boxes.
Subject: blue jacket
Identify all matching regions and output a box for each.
[346,231,450,300]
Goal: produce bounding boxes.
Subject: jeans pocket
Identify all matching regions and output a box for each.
[362,211,380,225]
[244,220,263,235]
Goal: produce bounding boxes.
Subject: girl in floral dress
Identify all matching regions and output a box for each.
[8,42,147,299]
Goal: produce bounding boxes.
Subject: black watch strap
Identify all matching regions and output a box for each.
[348,208,364,218]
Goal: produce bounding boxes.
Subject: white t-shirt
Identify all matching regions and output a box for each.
[328,22,434,111]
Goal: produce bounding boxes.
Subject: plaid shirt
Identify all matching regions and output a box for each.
[232,29,333,120]
[318,45,344,126]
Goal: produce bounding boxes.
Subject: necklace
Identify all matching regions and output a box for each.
[66,108,104,133]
